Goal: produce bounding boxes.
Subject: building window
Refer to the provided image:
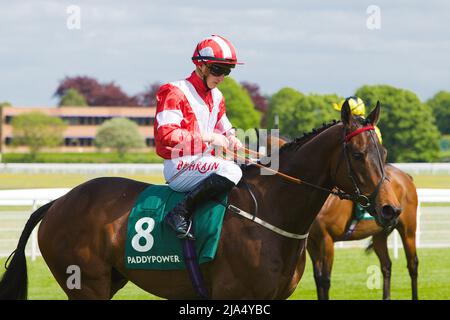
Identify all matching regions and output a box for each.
[146,138,155,147]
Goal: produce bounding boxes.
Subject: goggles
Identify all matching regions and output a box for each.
[208,64,232,77]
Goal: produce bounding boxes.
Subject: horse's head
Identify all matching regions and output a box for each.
[334,100,401,229]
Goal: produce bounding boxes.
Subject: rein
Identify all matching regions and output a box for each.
[233,124,384,208]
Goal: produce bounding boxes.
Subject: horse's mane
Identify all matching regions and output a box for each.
[278,119,340,155]
[240,120,341,175]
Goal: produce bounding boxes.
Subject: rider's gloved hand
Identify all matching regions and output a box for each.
[202,132,229,148]
[227,135,243,150]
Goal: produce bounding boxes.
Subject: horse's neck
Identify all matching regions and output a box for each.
[249,124,343,235]
[233,125,342,292]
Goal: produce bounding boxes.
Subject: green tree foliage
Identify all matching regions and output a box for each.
[427,91,450,135]
[218,77,261,130]
[95,118,145,158]
[266,87,342,138]
[12,112,66,159]
[355,85,440,162]
[59,88,87,107]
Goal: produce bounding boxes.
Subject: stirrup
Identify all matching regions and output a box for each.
[176,219,195,240]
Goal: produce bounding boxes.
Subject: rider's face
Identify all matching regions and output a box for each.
[199,64,230,89]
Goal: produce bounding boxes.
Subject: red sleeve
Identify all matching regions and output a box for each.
[155,84,206,155]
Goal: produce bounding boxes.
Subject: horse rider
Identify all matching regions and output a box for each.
[154,35,244,240]
[332,96,383,143]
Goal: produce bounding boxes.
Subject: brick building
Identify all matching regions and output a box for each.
[0,106,156,152]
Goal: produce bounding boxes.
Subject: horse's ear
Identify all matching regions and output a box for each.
[341,99,352,127]
[367,100,381,126]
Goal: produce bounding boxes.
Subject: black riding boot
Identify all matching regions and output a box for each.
[164,173,235,240]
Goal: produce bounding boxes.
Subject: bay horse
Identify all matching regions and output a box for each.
[0,102,400,300]
[307,164,418,300]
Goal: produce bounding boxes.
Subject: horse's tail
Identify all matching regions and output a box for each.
[0,200,55,300]
[365,239,374,254]
[365,227,396,255]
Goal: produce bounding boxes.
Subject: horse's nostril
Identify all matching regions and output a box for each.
[382,205,400,220]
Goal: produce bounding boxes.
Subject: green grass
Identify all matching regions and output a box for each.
[292,247,450,300]
[1,248,448,300]
[0,172,448,190]
[2,152,163,163]
[410,174,450,188]
[0,173,165,189]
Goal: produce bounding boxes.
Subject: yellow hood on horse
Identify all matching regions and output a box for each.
[333,97,383,144]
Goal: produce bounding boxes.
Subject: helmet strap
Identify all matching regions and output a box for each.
[196,65,212,91]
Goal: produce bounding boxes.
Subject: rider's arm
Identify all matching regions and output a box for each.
[214,97,235,137]
[155,85,206,151]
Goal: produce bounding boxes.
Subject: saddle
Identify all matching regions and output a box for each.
[343,203,374,239]
[124,185,227,270]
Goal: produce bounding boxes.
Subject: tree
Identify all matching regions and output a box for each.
[217,78,261,130]
[240,81,269,113]
[267,87,306,137]
[241,81,269,127]
[356,85,440,162]
[55,76,139,106]
[135,82,162,107]
[306,93,343,128]
[266,88,342,138]
[12,112,66,159]
[59,88,87,107]
[427,91,450,135]
[95,118,145,158]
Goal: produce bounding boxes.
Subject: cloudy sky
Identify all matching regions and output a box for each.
[0,0,449,106]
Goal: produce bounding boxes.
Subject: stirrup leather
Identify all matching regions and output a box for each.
[176,219,194,239]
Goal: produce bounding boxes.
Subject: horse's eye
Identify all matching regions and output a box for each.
[352,152,364,160]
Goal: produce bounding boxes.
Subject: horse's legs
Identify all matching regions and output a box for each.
[308,237,325,300]
[372,233,392,300]
[397,223,419,300]
[110,267,129,299]
[320,235,334,300]
[67,263,113,300]
[308,234,333,300]
[42,250,114,299]
[311,259,324,300]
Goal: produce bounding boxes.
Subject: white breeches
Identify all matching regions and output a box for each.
[163,155,243,192]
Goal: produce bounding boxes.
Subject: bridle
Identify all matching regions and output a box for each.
[338,123,387,213]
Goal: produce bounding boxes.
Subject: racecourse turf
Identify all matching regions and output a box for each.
[0,247,449,300]
[1,172,449,299]
[0,172,449,190]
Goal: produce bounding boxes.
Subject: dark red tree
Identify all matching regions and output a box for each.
[55,76,139,106]
[134,82,162,107]
[240,81,269,113]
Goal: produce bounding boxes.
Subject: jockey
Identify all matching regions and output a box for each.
[154,35,244,240]
[332,96,383,143]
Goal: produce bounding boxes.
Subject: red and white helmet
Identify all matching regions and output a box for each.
[192,35,243,66]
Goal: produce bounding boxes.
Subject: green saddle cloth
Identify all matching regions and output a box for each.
[125,185,227,270]
[354,203,375,221]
